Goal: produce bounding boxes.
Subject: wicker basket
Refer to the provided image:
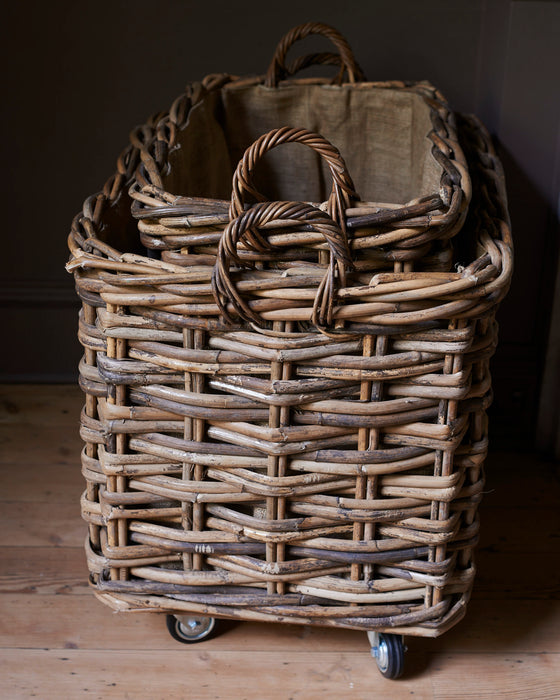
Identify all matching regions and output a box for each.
[67,23,512,654]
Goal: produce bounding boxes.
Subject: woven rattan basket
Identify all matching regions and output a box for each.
[67,23,512,677]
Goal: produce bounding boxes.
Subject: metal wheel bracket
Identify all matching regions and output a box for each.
[166,614,217,644]
[367,630,406,679]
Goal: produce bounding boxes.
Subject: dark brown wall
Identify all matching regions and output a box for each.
[2,1,559,449]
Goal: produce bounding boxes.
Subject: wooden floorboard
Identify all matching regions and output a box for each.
[429,654,560,700]
[0,462,84,502]
[0,502,84,547]
[1,384,559,699]
[0,648,437,700]
[2,648,558,700]
[0,546,89,595]
[0,423,83,465]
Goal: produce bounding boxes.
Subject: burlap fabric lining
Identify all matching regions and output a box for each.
[164,84,443,205]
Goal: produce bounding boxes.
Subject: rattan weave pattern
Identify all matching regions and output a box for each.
[67,24,512,638]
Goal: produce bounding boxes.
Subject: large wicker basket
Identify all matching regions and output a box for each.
[67,22,512,669]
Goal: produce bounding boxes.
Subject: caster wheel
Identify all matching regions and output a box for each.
[166,614,217,644]
[367,631,405,679]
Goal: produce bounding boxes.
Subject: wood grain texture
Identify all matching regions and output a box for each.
[0,547,89,595]
[429,655,560,700]
[0,503,84,547]
[0,648,435,700]
[0,424,82,465]
[0,462,84,502]
[1,649,558,700]
[0,384,84,425]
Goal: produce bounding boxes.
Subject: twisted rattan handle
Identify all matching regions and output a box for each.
[214,127,358,332]
[212,200,352,331]
[229,126,358,233]
[265,22,366,87]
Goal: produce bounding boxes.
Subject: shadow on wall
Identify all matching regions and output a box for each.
[486,141,559,452]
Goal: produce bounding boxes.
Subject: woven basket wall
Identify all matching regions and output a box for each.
[67,23,512,638]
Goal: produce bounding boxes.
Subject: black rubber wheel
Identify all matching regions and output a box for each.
[370,632,405,679]
[166,614,217,644]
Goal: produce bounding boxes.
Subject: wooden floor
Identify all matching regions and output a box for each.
[0,385,559,699]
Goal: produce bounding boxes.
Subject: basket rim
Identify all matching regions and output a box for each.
[129,73,469,229]
[66,92,512,336]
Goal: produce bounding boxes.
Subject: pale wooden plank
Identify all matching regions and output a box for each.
[0,648,434,700]
[4,457,557,514]
[2,593,559,655]
[0,547,89,595]
[0,424,83,465]
[0,384,83,425]
[0,462,84,502]
[0,503,85,547]
[431,653,560,700]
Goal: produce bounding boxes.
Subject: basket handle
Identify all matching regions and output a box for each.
[229,126,357,231]
[213,201,352,332]
[214,127,358,332]
[265,22,366,87]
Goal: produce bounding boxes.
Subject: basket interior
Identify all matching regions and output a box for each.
[163,84,443,204]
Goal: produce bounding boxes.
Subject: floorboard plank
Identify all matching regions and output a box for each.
[430,653,560,700]
[0,503,85,547]
[3,542,556,603]
[0,546,89,595]
[0,424,82,465]
[0,593,365,653]
[0,463,84,502]
[3,495,558,558]
[427,599,560,654]
[0,648,434,700]
[0,384,83,425]
[483,455,560,509]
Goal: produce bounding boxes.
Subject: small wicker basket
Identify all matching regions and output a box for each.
[67,22,512,675]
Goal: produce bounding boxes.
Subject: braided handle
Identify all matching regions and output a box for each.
[230,126,358,236]
[265,22,366,87]
[212,200,352,332]
[216,127,359,333]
